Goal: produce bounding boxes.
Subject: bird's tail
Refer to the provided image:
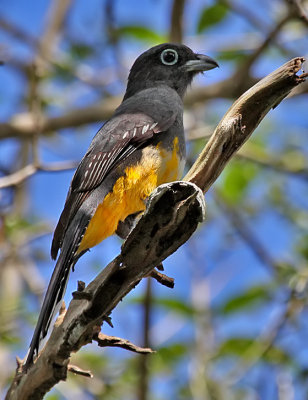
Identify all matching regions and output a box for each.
[23,248,75,369]
[23,212,90,369]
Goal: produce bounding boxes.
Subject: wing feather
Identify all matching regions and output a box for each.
[72,117,163,193]
[51,112,175,259]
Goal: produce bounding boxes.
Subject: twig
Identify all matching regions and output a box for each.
[240,15,291,72]
[222,0,291,57]
[150,269,174,288]
[226,290,297,385]
[214,190,277,273]
[67,364,93,378]
[94,332,154,355]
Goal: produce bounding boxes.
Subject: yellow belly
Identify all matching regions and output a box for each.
[77,137,181,253]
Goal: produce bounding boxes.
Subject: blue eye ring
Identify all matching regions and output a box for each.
[160,49,179,65]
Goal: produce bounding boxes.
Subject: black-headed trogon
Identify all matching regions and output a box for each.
[24,43,218,367]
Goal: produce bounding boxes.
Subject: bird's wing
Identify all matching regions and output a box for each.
[51,111,176,259]
[72,113,164,192]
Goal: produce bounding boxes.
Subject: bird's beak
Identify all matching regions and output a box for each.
[184,54,219,72]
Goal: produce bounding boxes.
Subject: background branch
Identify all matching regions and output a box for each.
[0,161,78,189]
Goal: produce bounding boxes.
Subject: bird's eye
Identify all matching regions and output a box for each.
[160,49,178,66]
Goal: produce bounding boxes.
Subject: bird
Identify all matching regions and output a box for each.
[24,43,218,368]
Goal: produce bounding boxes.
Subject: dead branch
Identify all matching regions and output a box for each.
[184,57,306,191]
[150,269,175,288]
[5,57,306,400]
[94,333,154,354]
[67,364,93,378]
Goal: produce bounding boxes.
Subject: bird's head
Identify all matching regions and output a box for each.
[124,43,218,100]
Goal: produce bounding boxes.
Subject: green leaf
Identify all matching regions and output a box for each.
[70,43,94,60]
[218,49,248,62]
[197,2,229,33]
[131,296,195,317]
[220,160,258,204]
[0,333,21,345]
[151,343,189,373]
[5,216,31,235]
[217,337,292,365]
[52,61,75,82]
[219,285,272,315]
[46,394,61,400]
[116,25,166,43]
[154,297,195,317]
[157,343,188,363]
[217,337,255,357]
[297,234,308,260]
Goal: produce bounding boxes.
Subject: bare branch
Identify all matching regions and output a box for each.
[94,333,154,355]
[0,97,121,140]
[5,58,307,400]
[150,269,175,288]
[214,190,277,274]
[0,17,37,47]
[184,57,306,191]
[67,364,93,378]
[0,161,78,189]
[240,15,291,73]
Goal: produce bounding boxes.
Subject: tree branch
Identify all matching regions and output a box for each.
[37,0,73,61]
[287,0,308,26]
[0,17,37,48]
[94,332,154,354]
[6,181,205,399]
[169,0,186,43]
[213,190,277,274]
[0,161,78,189]
[0,73,258,141]
[184,57,306,191]
[5,57,307,400]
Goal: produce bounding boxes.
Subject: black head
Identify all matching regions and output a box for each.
[123,43,218,101]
